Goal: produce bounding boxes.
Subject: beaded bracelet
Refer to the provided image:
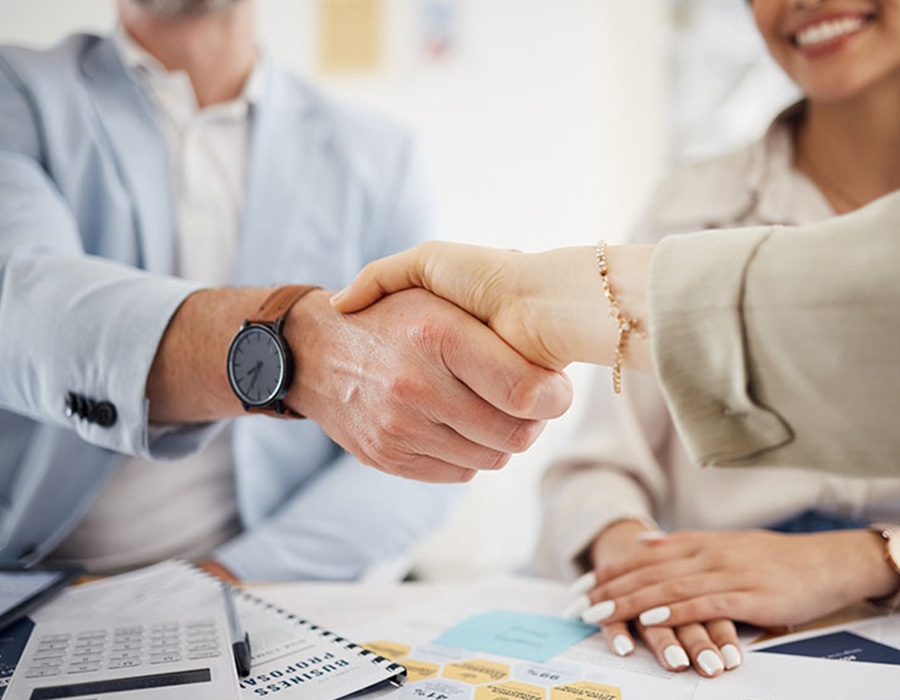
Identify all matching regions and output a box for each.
[595,240,646,394]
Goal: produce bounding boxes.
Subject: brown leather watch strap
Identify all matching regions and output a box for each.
[253,285,321,324]
[245,284,321,419]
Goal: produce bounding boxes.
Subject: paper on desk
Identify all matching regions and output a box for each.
[350,575,700,700]
[691,652,900,700]
[434,611,597,662]
[32,560,221,622]
[347,575,900,700]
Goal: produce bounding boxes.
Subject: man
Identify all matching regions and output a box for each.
[0,0,571,581]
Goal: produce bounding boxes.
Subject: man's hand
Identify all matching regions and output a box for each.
[285,289,573,483]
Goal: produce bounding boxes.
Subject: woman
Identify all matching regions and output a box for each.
[539,0,900,677]
[333,0,900,678]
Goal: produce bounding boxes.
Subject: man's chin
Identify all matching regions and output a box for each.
[129,0,245,18]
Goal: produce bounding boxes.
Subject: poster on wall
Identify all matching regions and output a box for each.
[419,0,459,61]
[319,0,384,74]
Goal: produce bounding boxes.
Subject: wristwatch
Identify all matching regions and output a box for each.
[226,285,320,418]
[868,523,900,611]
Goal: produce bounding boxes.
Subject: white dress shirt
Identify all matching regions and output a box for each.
[51,27,266,573]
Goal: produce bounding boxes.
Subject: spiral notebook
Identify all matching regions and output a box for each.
[234,586,407,700]
[2,561,405,700]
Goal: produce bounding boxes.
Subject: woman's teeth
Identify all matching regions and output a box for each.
[794,16,869,48]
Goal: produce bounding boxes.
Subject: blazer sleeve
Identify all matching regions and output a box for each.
[649,191,900,476]
[0,57,206,459]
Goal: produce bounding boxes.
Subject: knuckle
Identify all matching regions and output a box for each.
[407,317,450,353]
[589,585,610,604]
[365,442,395,470]
[387,373,426,406]
[458,468,478,483]
[365,430,410,471]
[706,596,733,619]
[379,414,410,444]
[505,419,542,453]
[593,562,618,584]
[418,240,440,259]
[484,451,512,471]
[666,578,693,600]
[506,373,543,415]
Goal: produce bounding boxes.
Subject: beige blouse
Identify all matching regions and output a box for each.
[536,109,900,579]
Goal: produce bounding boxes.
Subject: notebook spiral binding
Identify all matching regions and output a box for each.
[182,562,407,687]
[234,588,408,685]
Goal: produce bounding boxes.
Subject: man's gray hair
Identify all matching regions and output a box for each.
[130,0,244,18]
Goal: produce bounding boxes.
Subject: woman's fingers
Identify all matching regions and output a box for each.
[591,537,700,587]
[705,619,743,670]
[637,592,761,628]
[674,624,725,678]
[588,556,708,610]
[635,623,690,672]
[331,241,510,319]
[601,622,635,658]
[578,572,737,626]
[331,247,426,312]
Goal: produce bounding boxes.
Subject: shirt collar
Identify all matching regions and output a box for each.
[112,24,267,108]
[750,100,835,226]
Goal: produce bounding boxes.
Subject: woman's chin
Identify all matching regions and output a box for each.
[797,72,882,105]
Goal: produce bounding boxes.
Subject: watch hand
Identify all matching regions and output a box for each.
[248,361,263,390]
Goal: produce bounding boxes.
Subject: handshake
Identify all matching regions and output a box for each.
[280,242,654,483]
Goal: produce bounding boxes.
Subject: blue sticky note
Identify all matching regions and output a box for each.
[433,610,598,663]
[758,631,900,666]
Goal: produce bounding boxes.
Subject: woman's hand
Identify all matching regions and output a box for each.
[575,529,900,633]
[564,521,741,678]
[330,241,655,373]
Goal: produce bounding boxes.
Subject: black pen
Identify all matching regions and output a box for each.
[222,583,252,677]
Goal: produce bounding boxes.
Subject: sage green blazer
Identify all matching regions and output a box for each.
[649,190,900,476]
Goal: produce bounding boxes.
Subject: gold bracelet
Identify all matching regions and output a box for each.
[595,240,646,394]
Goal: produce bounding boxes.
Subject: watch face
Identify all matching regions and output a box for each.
[227,324,289,407]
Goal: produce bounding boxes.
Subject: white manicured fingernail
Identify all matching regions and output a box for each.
[568,571,597,597]
[698,650,724,676]
[637,530,667,542]
[721,644,742,669]
[581,600,616,624]
[561,595,591,620]
[663,645,689,670]
[612,635,634,657]
[639,606,671,626]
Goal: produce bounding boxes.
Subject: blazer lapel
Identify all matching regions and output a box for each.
[236,65,332,287]
[80,38,175,275]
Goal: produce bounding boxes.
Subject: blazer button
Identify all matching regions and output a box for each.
[65,391,88,419]
[92,402,118,428]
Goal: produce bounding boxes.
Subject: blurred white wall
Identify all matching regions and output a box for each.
[0,0,671,581]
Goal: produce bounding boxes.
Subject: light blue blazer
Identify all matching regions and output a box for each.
[0,34,459,580]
